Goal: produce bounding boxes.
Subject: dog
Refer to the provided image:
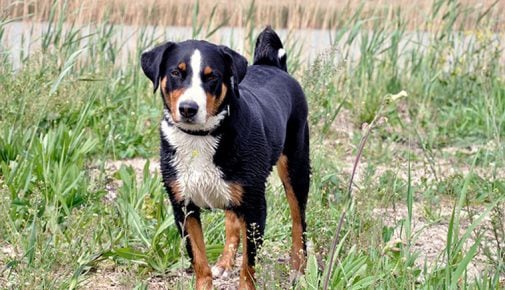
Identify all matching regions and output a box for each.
[141,27,310,290]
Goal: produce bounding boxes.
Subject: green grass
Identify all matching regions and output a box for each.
[1,0,504,288]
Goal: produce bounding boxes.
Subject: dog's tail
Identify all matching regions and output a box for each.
[253,26,287,72]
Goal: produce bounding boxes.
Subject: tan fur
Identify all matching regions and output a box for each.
[169,90,185,120]
[185,217,213,290]
[277,154,306,272]
[206,84,227,117]
[203,66,213,75]
[169,180,183,203]
[160,77,186,121]
[215,210,241,271]
[160,76,167,92]
[228,182,243,206]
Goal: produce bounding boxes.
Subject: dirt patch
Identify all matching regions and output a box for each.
[87,158,161,203]
[80,263,131,289]
[327,108,504,185]
[0,243,20,288]
[83,254,269,289]
[373,200,503,281]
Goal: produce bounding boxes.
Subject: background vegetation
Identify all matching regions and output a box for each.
[0,0,504,288]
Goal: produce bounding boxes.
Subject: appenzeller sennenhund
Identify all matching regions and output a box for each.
[141,27,310,289]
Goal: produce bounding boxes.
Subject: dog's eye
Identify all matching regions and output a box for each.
[171,70,181,78]
[205,75,217,82]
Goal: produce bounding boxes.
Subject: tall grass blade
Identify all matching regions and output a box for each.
[50,48,85,95]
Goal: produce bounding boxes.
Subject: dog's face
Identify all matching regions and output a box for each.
[141,40,248,131]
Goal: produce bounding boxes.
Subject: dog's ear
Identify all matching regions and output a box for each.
[220,46,248,98]
[141,42,175,93]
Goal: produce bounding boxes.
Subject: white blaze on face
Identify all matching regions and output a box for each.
[171,48,229,133]
[176,49,207,124]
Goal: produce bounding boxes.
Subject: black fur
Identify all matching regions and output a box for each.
[253,25,287,72]
[141,41,175,93]
[141,26,309,280]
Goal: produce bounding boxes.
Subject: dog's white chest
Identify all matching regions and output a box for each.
[161,120,232,209]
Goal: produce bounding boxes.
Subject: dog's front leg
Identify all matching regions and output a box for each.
[185,215,213,290]
[239,195,267,290]
[212,210,241,278]
[173,203,213,290]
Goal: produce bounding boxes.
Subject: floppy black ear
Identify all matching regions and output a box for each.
[141,42,175,93]
[220,46,248,98]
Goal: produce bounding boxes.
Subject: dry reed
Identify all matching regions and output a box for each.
[1,0,504,31]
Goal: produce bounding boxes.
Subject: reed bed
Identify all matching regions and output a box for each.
[2,0,505,31]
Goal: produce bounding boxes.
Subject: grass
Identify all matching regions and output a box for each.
[1,0,504,288]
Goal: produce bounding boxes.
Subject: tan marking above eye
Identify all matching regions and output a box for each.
[178,62,187,71]
[203,66,213,76]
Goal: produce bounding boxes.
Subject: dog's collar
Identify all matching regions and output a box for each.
[163,106,229,136]
[177,127,215,136]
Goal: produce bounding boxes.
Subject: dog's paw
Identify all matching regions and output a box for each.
[211,265,232,279]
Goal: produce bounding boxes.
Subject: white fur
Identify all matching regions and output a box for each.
[278,48,286,59]
[161,119,232,209]
[176,49,207,125]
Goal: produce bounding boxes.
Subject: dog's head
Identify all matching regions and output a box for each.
[141,40,248,131]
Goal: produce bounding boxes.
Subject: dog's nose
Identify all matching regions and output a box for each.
[179,101,199,119]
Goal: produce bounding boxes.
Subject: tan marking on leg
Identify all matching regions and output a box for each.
[206,84,227,117]
[228,182,243,206]
[215,210,241,273]
[185,217,212,290]
[277,154,306,272]
[239,218,256,290]
[169,180,184,203]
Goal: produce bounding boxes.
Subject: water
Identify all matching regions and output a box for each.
[1,21,503,70]
[2,22,338,69]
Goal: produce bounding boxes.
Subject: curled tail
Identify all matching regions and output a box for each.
[253,26,287,72]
